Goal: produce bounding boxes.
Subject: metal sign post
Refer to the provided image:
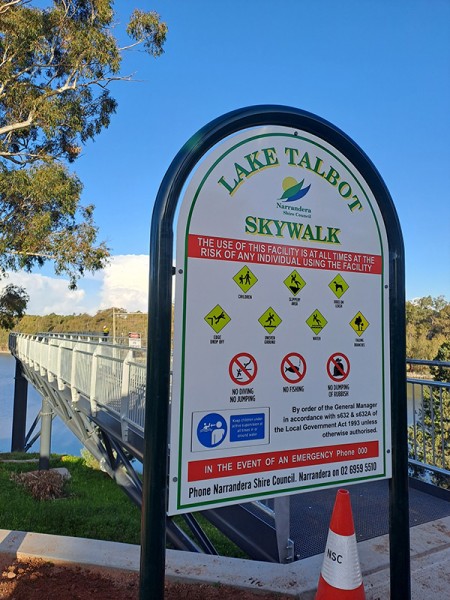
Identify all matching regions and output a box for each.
[140,105,409,599]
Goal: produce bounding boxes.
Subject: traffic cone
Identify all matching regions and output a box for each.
[315,489,365,599]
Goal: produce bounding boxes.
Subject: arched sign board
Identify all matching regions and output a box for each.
[141,106,409,599]
[171,120,395,510]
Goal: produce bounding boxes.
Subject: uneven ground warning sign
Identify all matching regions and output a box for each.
[168,125,391,514]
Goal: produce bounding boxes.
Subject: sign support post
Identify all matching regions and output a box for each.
[140,105,410,599]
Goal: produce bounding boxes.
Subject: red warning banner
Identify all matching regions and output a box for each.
[188,441,379,482]
[188,235,382,274]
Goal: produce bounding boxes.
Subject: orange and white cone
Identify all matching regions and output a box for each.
[315,489,365,599]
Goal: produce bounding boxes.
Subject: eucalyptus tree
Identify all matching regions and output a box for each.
[0,0,167,322]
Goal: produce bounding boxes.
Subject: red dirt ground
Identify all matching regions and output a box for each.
[0,557,294,599]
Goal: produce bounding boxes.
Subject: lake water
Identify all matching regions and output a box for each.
[0,353,83,456]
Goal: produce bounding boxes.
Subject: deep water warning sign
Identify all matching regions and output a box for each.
[168,123,392,514]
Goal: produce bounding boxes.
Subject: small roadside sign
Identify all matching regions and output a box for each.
[128,332,142,348]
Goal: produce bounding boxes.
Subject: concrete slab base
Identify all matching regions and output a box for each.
[1,516,449,599]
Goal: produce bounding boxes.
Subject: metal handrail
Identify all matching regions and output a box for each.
[9,333,147,431]
[406,358,450,481]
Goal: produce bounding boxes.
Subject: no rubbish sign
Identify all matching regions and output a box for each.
[327,353,350,382]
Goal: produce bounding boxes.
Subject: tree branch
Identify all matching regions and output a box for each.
[0,0,25,15]
[0,114,34,137]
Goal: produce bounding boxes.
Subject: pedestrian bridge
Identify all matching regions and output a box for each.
[8,332,450,565]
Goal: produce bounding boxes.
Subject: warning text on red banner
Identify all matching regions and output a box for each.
[188,441,379,482]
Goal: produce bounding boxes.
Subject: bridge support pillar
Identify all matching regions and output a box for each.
[11,359,28,452]
[39,395,53,471]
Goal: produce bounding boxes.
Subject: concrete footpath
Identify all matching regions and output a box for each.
[1,517,449,599]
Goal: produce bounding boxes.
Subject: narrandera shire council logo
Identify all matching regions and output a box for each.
[278,177,312,219]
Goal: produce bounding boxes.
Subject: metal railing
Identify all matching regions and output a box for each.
[10,332,147,434]
[407,359,450,482]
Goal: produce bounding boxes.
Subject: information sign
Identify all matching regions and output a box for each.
[128,332,142,348]
[168,124,391,514]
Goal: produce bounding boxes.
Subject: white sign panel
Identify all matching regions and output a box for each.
[168,126,391,515]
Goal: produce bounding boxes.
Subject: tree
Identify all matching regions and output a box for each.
[0,283,28,328]
[408,341,450,484]
[0,0,167,319]
[430,341,450,384]
[406,296,450,362]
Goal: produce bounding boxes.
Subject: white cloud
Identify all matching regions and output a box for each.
[4,271,89,315]
[99,255,149,312]
[4,254,150,315]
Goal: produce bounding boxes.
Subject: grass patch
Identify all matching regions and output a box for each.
[0,453,142,544]
[0,453,247,558]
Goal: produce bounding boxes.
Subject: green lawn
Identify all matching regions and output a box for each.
[0,453,141,544]
[0,453,246,558]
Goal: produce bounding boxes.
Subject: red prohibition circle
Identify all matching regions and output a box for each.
[281,352,307,383]
[327,352,350,382]
[229,352,258,385]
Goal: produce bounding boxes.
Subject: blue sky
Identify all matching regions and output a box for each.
[9,0,450,314]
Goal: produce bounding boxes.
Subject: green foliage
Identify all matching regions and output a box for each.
[408,341,450,485]
[0,306,149,350]
[0,1,167,288]
[430,341,450,383]
[406,296,450,361]
[0,283,29,329]
[80,447,102,470]
[127,9,168,56]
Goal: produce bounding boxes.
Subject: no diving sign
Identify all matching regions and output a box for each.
[229,352,258,385]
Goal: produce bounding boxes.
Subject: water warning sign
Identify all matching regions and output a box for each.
[169,124,391,514]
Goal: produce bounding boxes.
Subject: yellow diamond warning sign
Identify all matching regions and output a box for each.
[283,270,306,296]
[329,274,349,298]
[306,309,328,334]
[233,265,258,292]
[258,307,282,333]
[204,305,231,333]
[350,311,369,335]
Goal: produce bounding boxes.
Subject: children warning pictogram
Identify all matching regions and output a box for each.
[283,270,306,296]
[281,352,307,383]
[229,352,258,385]
[233,265,258,293]
[258,307,282,333]
[306,309,328,334]
[204,304,231,333]
[196,413,227,448]
[327,353,350,382]
[350,311,369,335]
[329,274,349,299]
